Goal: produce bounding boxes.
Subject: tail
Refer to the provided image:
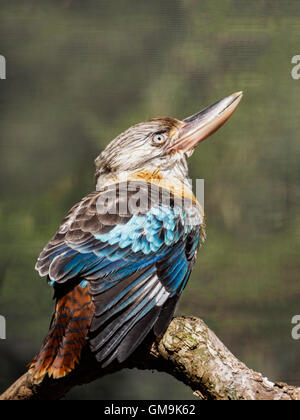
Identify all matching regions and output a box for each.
[30,282,94,384]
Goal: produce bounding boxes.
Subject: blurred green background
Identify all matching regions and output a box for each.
[0,0,300,400]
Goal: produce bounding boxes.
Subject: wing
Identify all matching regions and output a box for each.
[36,180,204,366]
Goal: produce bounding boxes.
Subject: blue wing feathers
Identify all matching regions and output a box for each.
[36,182,202,365]
[94,268,154,319]
[91,290,162,360]
[90,276,160,352]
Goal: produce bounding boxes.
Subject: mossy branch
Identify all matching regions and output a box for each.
[1,316,299,400]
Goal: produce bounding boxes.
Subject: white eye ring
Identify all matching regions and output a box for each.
[152,133,167,145]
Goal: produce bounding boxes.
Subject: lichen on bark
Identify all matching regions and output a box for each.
[1,316,299,400]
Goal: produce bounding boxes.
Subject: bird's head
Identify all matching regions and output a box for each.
[95,92,243,188]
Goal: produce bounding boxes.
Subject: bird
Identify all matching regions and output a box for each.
[30,91,243,383]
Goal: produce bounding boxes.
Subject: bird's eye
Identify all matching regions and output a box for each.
[152,133,168,145]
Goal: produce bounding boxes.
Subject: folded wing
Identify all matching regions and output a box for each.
[36,180,203,366]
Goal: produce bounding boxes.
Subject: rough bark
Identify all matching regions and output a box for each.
[1,316,299,400]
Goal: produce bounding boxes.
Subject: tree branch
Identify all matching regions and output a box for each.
[1,316,299,400]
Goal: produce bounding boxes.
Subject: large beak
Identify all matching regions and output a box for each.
[168,91,243,153]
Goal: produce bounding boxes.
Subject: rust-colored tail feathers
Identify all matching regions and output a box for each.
[30,284,94,384]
